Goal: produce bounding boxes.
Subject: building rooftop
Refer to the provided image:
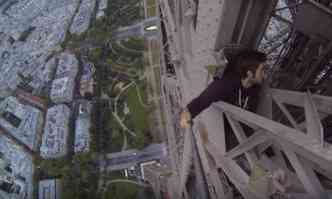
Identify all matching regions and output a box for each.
[69,0,96,35]
[98,0,108,10]
[80,61,95,97]
[74,101,92,153]
[38,179,61,199]
[0,134,33,199]
[50,52,78,103]
[0,0,79,96]
[97,0,108,19]
[28,56,57,95]
[74,116,91,153]
[15,89,48,111]
[55,52,79,78]
[50,77,76,103]
[40,105,70,159]
[0,96,43,151]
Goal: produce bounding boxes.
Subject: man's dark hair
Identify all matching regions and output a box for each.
[233,49,267,78]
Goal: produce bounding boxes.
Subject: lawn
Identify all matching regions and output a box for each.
[124,83,148,148]
[104,182,140,199]
[147,0,156,7]
[125,84,148,132]
[121,38,146,51]
[109,117,125,152]
[147,6,157,17]
[112,42,143,59]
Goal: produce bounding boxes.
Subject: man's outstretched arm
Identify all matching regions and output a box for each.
[180,79,231,128]
[187,79,231,119]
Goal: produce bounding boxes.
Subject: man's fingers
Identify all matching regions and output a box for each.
[180,117,190,128]
[180,119,185,128]
[180,109,192,128]
[180,119,189,128]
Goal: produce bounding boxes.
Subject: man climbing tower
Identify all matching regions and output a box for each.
[180,49,267,128]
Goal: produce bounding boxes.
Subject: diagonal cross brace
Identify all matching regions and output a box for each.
[304,91,324,148]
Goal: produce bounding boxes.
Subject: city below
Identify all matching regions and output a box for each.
[2,0,332,199]
[0,0,162,198]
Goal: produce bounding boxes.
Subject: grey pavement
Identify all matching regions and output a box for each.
[114,17,160,40]
[114,25,143,40]
[101,143,166,171]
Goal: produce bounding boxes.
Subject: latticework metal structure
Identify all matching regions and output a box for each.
[156,0,332,198]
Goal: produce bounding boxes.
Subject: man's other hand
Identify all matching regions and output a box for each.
[180,109,192,128]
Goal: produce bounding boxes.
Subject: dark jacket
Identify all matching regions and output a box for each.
[187,72,261,119]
